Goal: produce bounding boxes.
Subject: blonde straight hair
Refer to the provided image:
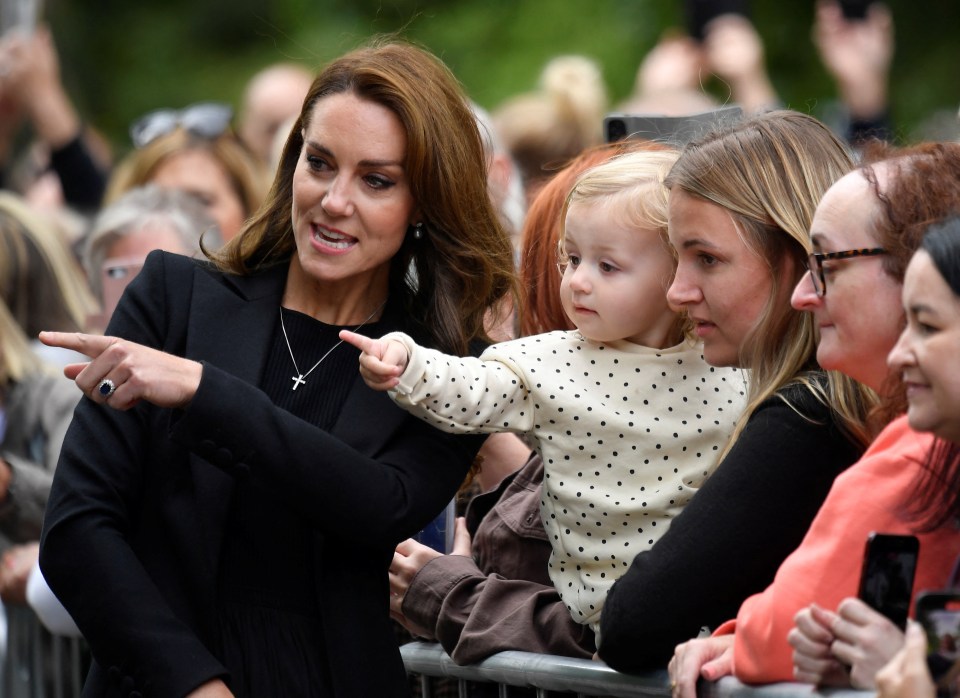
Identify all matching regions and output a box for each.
[0,192,98,336]
[560,149,688,340]
[666,110,878,456]
[0,297,43,389]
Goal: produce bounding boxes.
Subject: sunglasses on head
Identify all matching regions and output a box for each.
[129,102,234,149]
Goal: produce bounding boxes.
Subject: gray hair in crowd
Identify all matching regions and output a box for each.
[83,184,220,301]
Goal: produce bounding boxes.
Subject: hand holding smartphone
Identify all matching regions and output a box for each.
[857,532,920,631]
[916,591,960,693]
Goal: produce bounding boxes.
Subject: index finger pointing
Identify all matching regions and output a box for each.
[38,331,116,359]
[339,329,380,357]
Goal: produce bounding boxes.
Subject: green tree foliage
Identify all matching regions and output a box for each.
[46,0,959,158]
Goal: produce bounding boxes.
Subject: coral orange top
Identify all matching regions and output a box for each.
[714,416,960,684]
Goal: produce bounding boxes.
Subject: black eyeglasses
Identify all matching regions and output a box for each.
[130,102,234,149]
[806,247,886,297]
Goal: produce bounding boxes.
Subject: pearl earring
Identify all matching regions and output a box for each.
[412,222,424,240]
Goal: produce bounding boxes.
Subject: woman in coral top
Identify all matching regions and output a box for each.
[669,141,960,695]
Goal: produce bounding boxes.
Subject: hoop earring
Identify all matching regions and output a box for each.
[412,222,424,240]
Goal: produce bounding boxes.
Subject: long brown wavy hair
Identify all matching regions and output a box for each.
[209,38,517,356]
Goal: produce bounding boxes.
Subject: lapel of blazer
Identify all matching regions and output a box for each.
[184,262,286,575]
[327,302,408,457]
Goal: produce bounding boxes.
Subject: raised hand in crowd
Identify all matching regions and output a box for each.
[702,14,778,113]
[0,25,80,150]
[635,33,704,97]
[813,0,894,121]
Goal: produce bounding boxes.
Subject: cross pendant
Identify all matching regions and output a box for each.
[291,374,306,391]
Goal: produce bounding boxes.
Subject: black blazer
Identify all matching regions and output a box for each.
[40,251,483,698]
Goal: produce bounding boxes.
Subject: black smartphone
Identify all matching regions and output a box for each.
[604,106,743,145]
[916,591,960,693]
[857,532,920,631]
[685,0,751,41]
[837,0,874,20]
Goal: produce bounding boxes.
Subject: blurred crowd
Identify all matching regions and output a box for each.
[0,2,956,697]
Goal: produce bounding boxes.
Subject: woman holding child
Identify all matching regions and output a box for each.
[598,110,876,670]
[349,110,876,668]
[669,141,960,695]
[38,40,514,697]
[345,147,747,637]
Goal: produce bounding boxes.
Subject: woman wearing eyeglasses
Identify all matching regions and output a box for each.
[668,141,960,695]
[37,39,515,698]
[104,103,268,244]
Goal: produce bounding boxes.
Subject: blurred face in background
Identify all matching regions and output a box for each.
[105,221,190,261]
[151,150,247,241]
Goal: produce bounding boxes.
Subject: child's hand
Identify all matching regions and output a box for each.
[339,330,408,391]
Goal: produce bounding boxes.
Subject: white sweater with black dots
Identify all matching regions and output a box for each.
[386,330,747,631]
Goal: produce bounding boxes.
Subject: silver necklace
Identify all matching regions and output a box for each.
[279,301,385,391]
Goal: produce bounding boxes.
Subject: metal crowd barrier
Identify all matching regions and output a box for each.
[0,615,881,698]
[3,605,85,698]
[401,642,877,698]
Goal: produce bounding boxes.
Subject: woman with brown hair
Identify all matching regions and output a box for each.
[39,38,515,698]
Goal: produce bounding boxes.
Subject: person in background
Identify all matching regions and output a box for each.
[618,11,778,120]
[493,55,608,204]
[0,295,80,580]
[700,13,779,114]
[0,191,98,366]
[598,110,874,672]
[669,142,960,694]
[82,184,219,330]
[104,104,268,243]
[0,25,110,214]
[471,102,526,255]
[39,38,515,698]
[0,293,83,695]
[813,0,895,146]
[237,62,313,167]
[617,32,719,117]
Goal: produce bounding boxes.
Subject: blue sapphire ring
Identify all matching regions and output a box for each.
[96,378,117,398]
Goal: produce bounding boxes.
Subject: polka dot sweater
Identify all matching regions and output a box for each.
[386,329,747,631]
